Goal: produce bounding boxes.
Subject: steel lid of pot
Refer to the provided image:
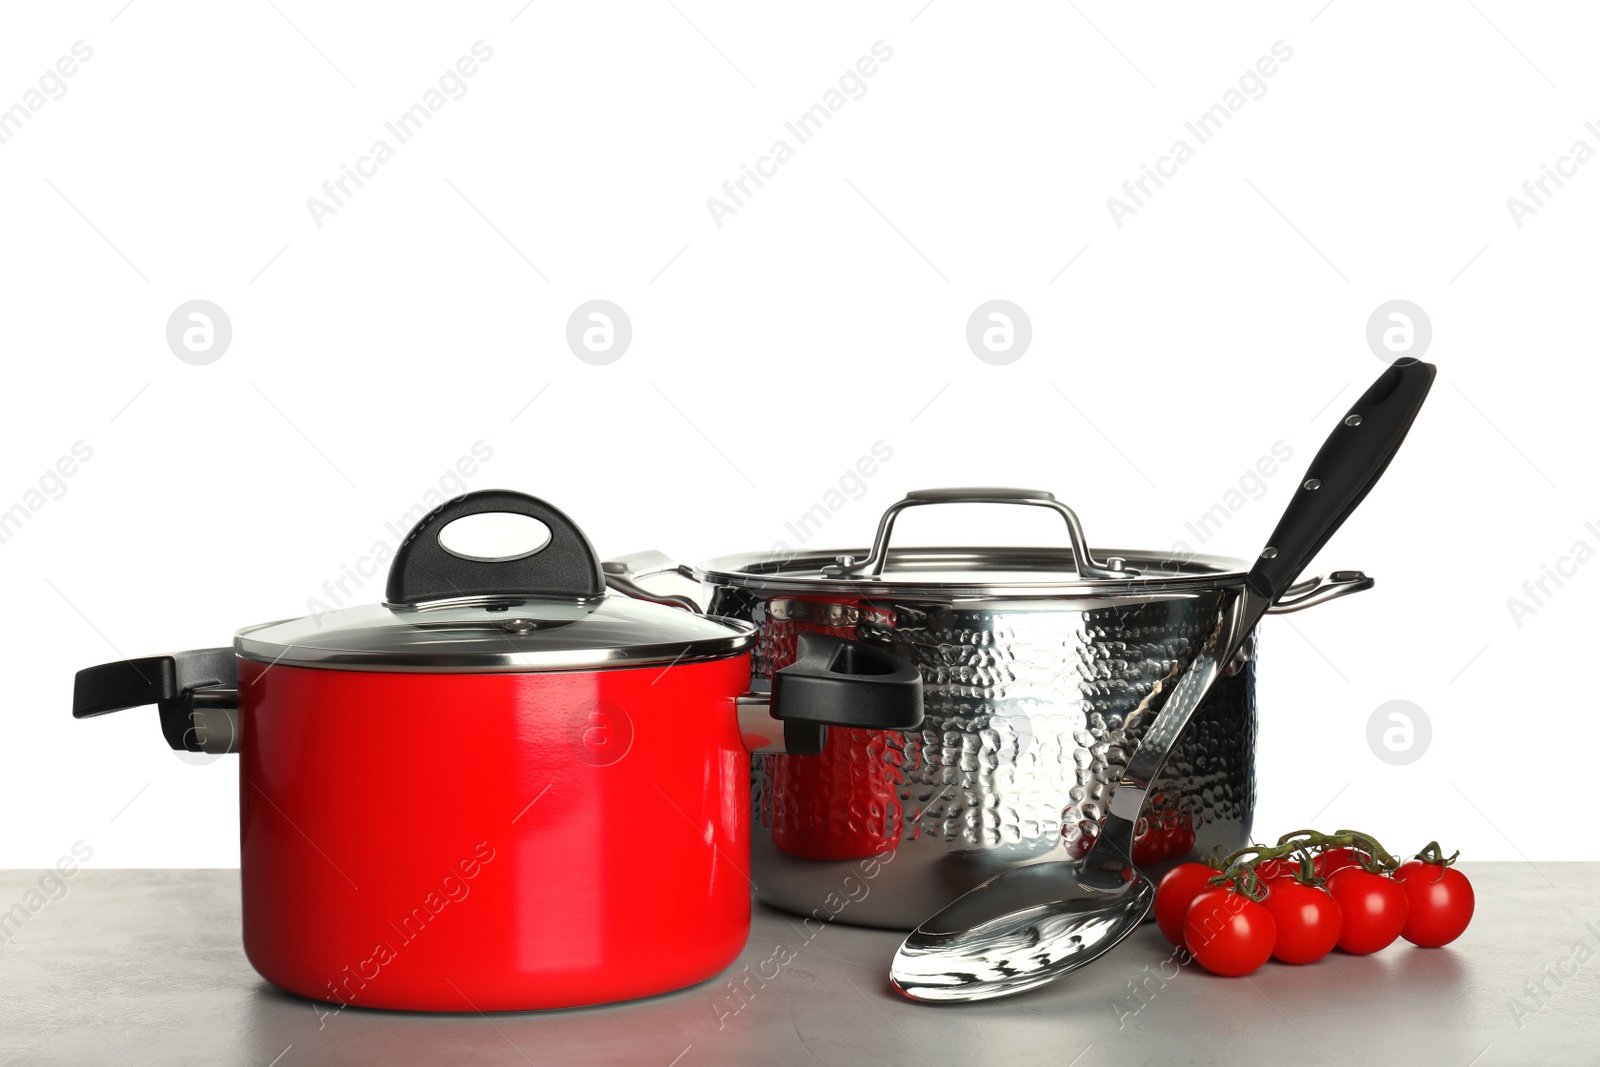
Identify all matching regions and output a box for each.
[238,490,755,673]
[693,547,1247,597]
[694,488,1248,597]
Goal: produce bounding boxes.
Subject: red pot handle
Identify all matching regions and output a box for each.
[386,489,607,604]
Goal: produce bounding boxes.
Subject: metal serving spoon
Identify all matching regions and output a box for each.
[890,359,1438,1003]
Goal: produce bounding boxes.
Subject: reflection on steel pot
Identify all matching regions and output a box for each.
[72,490,921,1011]
[606,487,1372,929]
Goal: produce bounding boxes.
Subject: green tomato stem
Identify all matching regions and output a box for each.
[1212,828,1402,883]
[1413,840,1460,867]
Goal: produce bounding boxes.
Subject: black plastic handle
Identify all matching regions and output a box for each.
[385,490,607,604]
[73,648,237,753]
[771,633,923,753]
[1247,360,1436,601]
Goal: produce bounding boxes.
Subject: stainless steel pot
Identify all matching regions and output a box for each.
[606,488,1372,929]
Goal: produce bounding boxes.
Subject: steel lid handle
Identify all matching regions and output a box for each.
[823,487,1131,580]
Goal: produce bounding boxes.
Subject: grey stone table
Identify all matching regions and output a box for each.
[1,865,1595,1066]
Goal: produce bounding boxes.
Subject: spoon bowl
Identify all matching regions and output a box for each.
[890,859,1153,1002]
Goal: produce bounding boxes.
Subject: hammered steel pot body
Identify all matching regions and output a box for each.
[701,581,1256,930]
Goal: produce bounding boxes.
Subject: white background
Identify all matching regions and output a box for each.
[2,1,1593,868]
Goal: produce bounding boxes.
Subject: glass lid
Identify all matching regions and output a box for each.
[237,594,753,673]
[236,489,753,673]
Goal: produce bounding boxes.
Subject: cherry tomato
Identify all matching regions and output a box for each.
[1260,880,1342,964]
[1313,847,1371,879]
[1154,862,1221,947]
[1326,867,1408,954]
[1393,861,1474,947]
[1184,887,1277,976]
[1131,817,1168,866]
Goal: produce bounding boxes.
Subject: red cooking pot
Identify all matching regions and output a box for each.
[72,490,921,1011]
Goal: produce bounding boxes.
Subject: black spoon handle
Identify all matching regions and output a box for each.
[1247,360,1437,602]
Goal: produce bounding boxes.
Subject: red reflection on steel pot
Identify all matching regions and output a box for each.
[73,490,921,1011]
[760,598,905,861]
